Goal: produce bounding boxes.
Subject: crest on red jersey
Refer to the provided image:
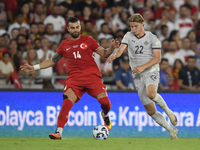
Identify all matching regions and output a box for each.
[80,43,87,49]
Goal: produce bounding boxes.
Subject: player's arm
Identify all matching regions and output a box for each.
[107,44,127,63]
[96,39,120,58]
[178,79,197,90]
[20,52,62,74]
[133,49,161,74]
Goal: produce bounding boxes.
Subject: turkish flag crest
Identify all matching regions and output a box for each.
[80,43,87,49]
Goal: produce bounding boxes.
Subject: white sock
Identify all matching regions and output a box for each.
[152,94,171,116]
[56,127,63,136]
[101,111,108,117]
[151,111,173,132]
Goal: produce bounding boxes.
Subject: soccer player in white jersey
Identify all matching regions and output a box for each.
[108,14,178,140]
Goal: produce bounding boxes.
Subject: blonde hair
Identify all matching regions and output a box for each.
[128,13,144,23]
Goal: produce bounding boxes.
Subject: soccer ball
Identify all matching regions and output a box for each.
[93,125,109,140]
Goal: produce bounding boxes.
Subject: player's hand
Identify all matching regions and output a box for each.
[132,66,145,74]
[111,38,120,49]
[107,53,117,63]
[20,64,34,74]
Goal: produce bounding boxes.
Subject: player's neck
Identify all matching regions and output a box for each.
[70,35,81,41]
[135,30,145,38]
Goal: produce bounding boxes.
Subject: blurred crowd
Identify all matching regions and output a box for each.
[0,0,200,90]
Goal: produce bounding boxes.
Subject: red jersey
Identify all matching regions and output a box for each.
[56,35,101,78]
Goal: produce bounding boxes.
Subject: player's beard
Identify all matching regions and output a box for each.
[70,32,80,38]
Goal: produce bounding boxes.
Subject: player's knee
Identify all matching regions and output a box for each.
[63,94,68,100]
[147,110,156,116]
[146,91,156,99]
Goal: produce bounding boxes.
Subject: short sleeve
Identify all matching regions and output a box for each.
[56,41,65,55]
[115,69,122,82]
[151,35,161,49]
[121,33,129,45]
[88,36,99,51]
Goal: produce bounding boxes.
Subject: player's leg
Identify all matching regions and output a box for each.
[96,92,112,130]
[135,76,178,140]
[97,92,112,131]
[146,84,178,126]
[49,88,78,140]
[144,102,178,140]
[85,76,112,130]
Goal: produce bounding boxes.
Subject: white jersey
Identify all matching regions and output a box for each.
[121,31,161,76]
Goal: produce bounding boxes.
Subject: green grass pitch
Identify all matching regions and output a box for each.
[0,137,200,150]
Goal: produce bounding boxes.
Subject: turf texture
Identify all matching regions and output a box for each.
[0,137,199,150]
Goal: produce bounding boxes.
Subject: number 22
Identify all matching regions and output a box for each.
[135,45,143,54]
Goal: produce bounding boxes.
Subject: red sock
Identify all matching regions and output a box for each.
[57,99,73,128]
[98,97,111,115]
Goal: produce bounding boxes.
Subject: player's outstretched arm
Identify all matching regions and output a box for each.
[20,58,56,74]
[107,44,127,63]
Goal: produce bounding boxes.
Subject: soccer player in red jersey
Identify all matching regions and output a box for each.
[20,17,119,140]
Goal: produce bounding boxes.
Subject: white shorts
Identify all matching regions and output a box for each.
[133,71,159,105]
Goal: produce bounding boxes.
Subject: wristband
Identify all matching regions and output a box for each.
[33,64,40,70]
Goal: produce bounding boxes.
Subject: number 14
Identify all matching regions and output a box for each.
[73,51,81,59]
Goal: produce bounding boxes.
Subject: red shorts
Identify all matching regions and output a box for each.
[63,74,107,102]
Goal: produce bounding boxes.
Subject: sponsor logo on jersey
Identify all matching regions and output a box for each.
[80,43,87,49]
[66,47,71,51]
[132,40,135,43]
[73,45,78,48]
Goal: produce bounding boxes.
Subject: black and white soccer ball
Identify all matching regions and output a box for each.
[93,125,109,140]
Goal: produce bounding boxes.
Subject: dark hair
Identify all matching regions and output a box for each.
[0,35,4,39]
[38,22,44,26]
[3,51,11,57]
[99,38,107,44]
[3,33,10,39]
[30,23,38,27]
[160,58,168,64]
[9,39,19,49]
[187,56,196,61]
[161,24,168,30]
[35,2,43,7]
[0,20,7,28]
[45,23,54,27]
[67,17,79,26]
[168,30,178,41]
[173,59,184,69]
[162,39,169,43]
[11,28,19,33]
[101,23,108,28]
[84,20,92,25]
[16,34,26,40]
[15,10,24,16]
[181,4,192,10]
[34,38,41,43]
